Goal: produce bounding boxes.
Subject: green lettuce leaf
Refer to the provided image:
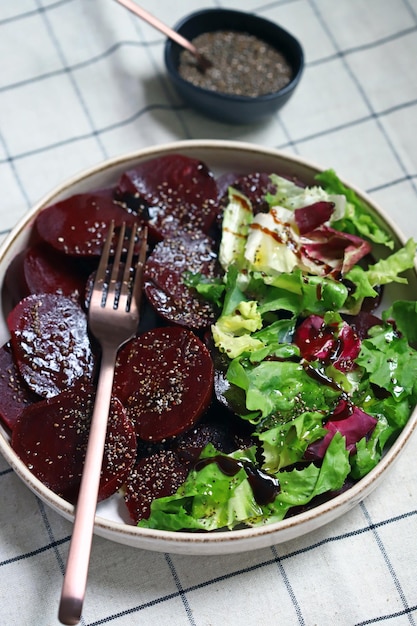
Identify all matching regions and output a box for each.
[382,299,417,346]
[139,435,350,531]
[344,238,416,312]
[315,169,393,247]
[356,323,417,401]
[183,271,225,307]
[257,412,327,472]
[260,270,349,315]
[365,238,416,286]
[226,358,341,422]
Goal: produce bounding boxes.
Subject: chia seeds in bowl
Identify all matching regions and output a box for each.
[164,8,304,124]
[178,31,293,98]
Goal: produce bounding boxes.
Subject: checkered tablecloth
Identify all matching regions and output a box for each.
[1,1,417,625]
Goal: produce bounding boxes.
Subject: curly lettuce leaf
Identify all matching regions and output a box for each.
[226,357,341,422]
[257,411,327,473]
[139,435,350,531]
[183,271,225,307]
[355,323,417,401]
[260,270,349,315]
[344,238,416,312]
[365,238,416,286]
[315,169,393,248]
[382,299,417,345]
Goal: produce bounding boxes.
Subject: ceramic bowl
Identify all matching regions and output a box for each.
[164,9,304,124]
[0,140,416,555]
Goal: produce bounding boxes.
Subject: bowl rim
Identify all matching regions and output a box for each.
[1,138,416,553]
[164,8,305,104]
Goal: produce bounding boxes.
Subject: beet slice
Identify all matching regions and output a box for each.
[0,342,39,432]
[224,172,275,214]
[144,230,219,330]
[35,188,138,257]
[23,242,89,304]
[173,418,236,465]
[124,450,189,522]
[3,250,30,309]
[113,326,214,442]
[7,293,95,398]
[116,154,218,241]
[11,382,136,502]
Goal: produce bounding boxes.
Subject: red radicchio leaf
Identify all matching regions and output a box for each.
[294,201,334,235]
[294,314,361,372]
[304,399,378,460]
[300,225,371,275]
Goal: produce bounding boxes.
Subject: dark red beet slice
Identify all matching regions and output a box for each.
[3,250,30,309]
[113,326,214,442]
[7,293,95,398]
[23,242,89,304]
[124,450,189,522]
[225,172,275,214]
[11,382,136,502]
[116,154,218,241]
[173,418,236,465]
[144,230,219,330]
[0,342,39,432]
[35,188,138,257]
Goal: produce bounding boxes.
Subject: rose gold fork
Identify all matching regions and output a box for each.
[58,221,147,626]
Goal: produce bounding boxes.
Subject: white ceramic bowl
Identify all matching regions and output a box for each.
[1,139,416,555]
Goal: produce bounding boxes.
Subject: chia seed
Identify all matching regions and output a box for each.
[178,30,293,98]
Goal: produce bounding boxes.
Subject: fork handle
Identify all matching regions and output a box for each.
[58,345,118,625]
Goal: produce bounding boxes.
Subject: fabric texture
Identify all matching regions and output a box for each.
[1,1,417,625]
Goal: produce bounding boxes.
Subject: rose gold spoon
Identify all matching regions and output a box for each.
[114,0,212,71]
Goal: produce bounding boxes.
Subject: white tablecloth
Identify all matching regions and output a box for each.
[1,1,417,625]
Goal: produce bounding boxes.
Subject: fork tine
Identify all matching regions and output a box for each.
[131,225,148,306]
[108,221,126,302]
[90,220,115,309]
[118,222,138,312]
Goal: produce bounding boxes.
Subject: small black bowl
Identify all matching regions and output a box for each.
[164,8,304,124]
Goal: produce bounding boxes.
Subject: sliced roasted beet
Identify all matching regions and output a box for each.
[116,154,218,241]
[0,342,39,432]
[23,242,89,304]
[144,230,219,330]
[35,188,138,257]
[173,417,236,465]
[124,450,189,522]
[224,172,275,214]
[11,382,136,502]
[113,326,214,442]
[7,293,95,398]
[3,250,30,309]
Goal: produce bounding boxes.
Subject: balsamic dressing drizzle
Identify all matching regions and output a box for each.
[195,455,280,506]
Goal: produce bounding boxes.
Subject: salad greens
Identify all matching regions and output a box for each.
[139,169,417,532]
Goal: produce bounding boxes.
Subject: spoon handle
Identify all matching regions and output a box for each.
[114,0,200,57]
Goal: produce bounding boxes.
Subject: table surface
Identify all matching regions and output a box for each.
[1,1,417,625]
